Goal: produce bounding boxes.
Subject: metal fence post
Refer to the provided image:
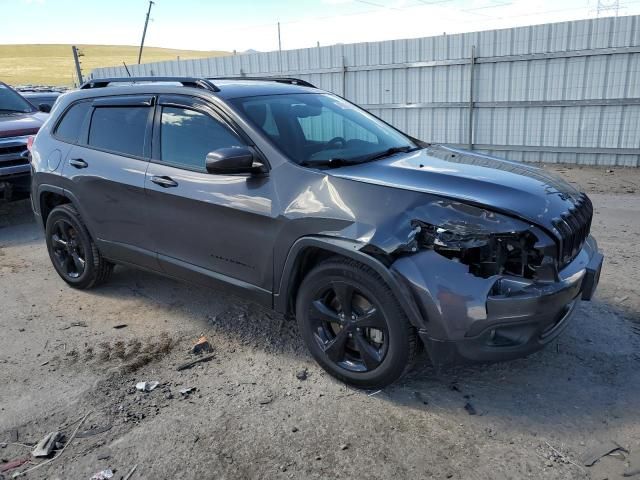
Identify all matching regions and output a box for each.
[468,45,476,150]
[342,56,347,98]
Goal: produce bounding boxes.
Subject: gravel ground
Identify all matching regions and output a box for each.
[1,166,639,480]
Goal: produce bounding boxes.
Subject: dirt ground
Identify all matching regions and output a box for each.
[1,165,639,480]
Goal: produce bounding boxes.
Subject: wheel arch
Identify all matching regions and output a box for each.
[37,186,99,240]
[274,236,427,330]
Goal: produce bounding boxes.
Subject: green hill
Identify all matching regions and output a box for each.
[0,44,230,87]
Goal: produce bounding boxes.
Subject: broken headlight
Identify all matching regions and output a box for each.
[407,201,554,280]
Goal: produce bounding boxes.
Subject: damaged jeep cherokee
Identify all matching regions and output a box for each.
[30,77,604,388]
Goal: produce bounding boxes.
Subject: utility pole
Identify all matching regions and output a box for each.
[138,0,155,64]
[597,0,620,16]
[277,22,283,71]
[277,22,282,53]
[71,46,83,85]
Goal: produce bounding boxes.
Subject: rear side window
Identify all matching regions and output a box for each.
[159,106,243,170]
[55,102,91,143]
[88,106,148,157]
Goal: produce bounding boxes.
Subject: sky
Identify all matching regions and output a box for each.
[1,0,639,52]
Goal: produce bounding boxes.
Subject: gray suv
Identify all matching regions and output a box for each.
[30,77,603,388]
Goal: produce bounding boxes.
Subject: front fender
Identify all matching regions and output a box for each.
[274,235,427,330]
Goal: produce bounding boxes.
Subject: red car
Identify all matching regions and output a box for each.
[0,81,49,201]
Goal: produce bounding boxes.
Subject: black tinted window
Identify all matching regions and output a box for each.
[55,102,91,143]
[88,106,148,157]
[0,84,34,113]
[160,107,243,170]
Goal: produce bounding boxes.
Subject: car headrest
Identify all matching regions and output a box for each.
[244,103,267,127]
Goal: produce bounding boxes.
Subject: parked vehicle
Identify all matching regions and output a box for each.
[20,91,62,113]
[30,77,603,388]
[0,81,49,201]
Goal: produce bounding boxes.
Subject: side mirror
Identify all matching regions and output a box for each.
[205,147,266,175]
[38,103,51,113]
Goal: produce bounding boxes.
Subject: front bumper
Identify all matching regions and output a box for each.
[391,235,603,366]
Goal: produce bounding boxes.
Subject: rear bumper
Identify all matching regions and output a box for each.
[391,235,603,366]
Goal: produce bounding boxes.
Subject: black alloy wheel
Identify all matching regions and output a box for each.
[45,204,113,289]
[50,218,86,279]
[309,281,388,372]
[296,257,418,388]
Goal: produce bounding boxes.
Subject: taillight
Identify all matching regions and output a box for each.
[27,135,35,152]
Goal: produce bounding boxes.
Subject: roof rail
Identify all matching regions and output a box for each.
[207,76,316,88]
[80,77,220,92]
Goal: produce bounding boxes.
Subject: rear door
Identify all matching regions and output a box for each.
[144,95,278,302]
[62,95,158,269]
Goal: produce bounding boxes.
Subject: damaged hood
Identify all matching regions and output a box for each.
[329,145,582,229]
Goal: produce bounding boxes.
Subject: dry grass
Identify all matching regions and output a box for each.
[0,44,230,87]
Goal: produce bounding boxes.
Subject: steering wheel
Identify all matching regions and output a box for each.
[325,136,346,149]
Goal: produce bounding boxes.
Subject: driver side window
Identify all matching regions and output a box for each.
[297,106,377,144]
[160,106,244,170]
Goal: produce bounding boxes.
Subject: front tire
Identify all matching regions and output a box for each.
[296,257,417,388]
[45,204,113,289]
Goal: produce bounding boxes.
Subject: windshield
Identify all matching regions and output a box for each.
[0,84,35,113]
[231,93,416,166]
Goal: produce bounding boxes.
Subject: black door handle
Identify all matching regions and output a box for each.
[69,158,88,169]
[150,175,178,188]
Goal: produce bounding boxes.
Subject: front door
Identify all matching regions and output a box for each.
[144,95,278,303]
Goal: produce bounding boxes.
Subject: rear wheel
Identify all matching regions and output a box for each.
[45,204,113,289]
[296,257,417,388]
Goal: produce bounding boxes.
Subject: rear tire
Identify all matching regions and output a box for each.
[296,257,417,388]
[45,204,113,289]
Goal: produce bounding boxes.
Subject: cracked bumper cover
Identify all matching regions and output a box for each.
[391,235,603,366]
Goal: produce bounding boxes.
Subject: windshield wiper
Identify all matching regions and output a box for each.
[299,158,357,168]
[360,145,418,163]
[0,108,29,113]
[299,145,420,169]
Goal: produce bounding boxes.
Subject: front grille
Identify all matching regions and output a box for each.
[0,145,27,156]
[0,158,29,168]
[553,194,593,268]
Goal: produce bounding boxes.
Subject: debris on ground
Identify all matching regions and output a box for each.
[192,336,213,354]
[76,424,112,439]
[60,321,87,330]
[624,450,640,477]
[258,395,273,405]
[123,464,138,480]
[32,431,62,458]
[0,456,29,473]
[543,441,585,472]
[581,440,626,466]
[176,354,215,371]
[96,449,111,460]
[295,368,308,381]
[136,381,160,392]
[179,387,195,396]
[464,402,477,415]
[340,443,349,450]
[90,469,114,480]
[113,324,128,329]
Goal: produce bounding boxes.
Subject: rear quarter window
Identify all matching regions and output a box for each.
[88,106,149,157]
[54,102,91,143]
